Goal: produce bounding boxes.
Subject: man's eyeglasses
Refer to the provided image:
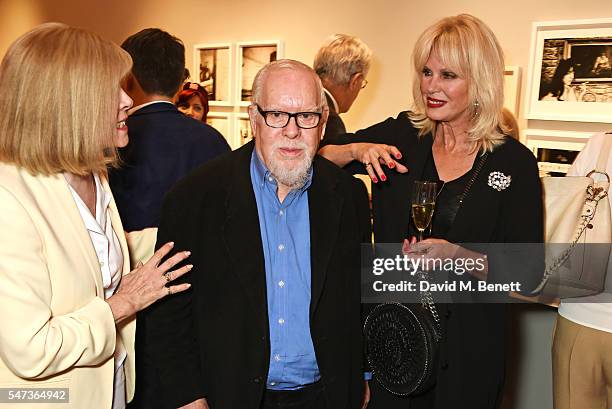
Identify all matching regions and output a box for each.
[256,105,322,129]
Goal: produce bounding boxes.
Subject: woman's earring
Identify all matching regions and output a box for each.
[473,99,480,116]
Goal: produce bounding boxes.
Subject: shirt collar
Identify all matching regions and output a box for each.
[323,88,339,113]
[66,173,111,235]
[128,100,174,116]
[250,150,313,195]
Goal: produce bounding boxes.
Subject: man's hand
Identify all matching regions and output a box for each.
[178,398,209,409]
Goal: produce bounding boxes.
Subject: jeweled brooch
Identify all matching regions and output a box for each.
[488,171,511,191]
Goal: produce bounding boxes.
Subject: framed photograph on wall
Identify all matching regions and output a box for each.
[503,66,521,116]
[235,113,253,147]
[522,129,593,175]
[525,19,612,123]
[236,40,284,106]
[206,112,232,144]
[194,43,233,106]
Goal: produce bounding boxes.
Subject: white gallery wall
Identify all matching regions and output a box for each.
[2,1,611,408]
[2,0,611,135]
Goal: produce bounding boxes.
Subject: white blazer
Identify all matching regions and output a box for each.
[0,163,135,408]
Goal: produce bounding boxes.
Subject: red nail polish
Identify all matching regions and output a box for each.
[372,178,378,183]
[396,153,402,159]
[388,162,394,168]
[381,174,387,181]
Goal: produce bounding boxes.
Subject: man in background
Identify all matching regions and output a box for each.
[313,34,372,139]
[110,28,229,265]
[109,27,230,409]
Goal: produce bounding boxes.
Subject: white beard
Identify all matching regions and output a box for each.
[268,140,313,190]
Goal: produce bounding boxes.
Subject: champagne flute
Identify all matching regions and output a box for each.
[411,181,438,242]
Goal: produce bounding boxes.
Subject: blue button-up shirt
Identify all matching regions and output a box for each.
[250,150,320,390]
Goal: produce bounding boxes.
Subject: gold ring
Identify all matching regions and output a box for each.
[364,162,371,168]
[164,273,171,282]
[167,286,172,295]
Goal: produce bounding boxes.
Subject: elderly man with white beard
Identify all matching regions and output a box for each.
[140,59,371,409]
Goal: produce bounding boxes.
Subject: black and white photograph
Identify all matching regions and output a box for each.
[538,38,612,103]
[237,41,282,104]
[194,43,232,105]
[526,19,612,123]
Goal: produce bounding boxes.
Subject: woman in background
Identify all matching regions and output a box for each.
[554,130,612,409]
[539,58,587,102]
[320,14,543,409]
[176,82,210,122]
[0,23,192,408]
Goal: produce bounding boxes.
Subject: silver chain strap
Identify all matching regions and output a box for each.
[415,152,489,340]
[532,184,608,294]
[417,270,442,340]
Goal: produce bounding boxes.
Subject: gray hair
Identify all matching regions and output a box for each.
[251,59,326,110]
[313,34,372,85]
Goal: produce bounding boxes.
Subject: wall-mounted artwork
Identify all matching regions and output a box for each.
[236,41,283,106]
[523,129,593,175]
[503,66,521,115]
[525,19,612,123]
[235,114,253,147]
[206,112,232,142]
[194,43,232,106]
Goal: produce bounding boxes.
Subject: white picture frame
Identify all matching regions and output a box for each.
[194,43,233,106]
[522,128,594,175]
[234,113,253,148]
[206,112,232,144]
[525,19,612,123]
[236,40,284,106]
[503,66,521,115]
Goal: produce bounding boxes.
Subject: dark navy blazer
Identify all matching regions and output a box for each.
[109,102,231,232]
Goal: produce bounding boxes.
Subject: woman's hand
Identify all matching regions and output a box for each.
[107,241,193,323]
[403,237,488,279]
[351,143,408,183]
[403,237,459,261]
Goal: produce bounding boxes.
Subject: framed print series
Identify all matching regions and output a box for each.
[525,18,612,123]
[205,113,254,149]
[195,40,283,149]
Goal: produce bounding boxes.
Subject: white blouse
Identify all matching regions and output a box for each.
[66,173,127,408]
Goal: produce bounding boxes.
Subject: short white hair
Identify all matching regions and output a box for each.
[313,34,372,85]
[251,59,326,109]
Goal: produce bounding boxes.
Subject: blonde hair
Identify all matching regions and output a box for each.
[313,34,372,85]
[409,14,506,153]
[0,23,132,175]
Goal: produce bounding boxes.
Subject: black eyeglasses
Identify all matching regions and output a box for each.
[256,105,322,129]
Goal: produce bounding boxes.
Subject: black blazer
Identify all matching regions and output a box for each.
[109,102,230,231]
[322,92,347,140]
[140,141,369,409]
[322,112,544,409]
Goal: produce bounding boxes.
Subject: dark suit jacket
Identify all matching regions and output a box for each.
[141,141,369,409]
[109,102,230,231]
[322,91,346,140]
[322,112,544,409]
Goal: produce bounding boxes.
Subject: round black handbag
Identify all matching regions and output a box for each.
[364,302,441,396]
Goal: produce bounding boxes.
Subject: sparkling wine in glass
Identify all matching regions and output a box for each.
[411,181,438,242]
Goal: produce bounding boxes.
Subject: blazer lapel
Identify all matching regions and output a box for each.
[101,175,132,277]
[309,157,343,315]
[221,142,268,317]
[30,171,105,296]
[411,133,434,182]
